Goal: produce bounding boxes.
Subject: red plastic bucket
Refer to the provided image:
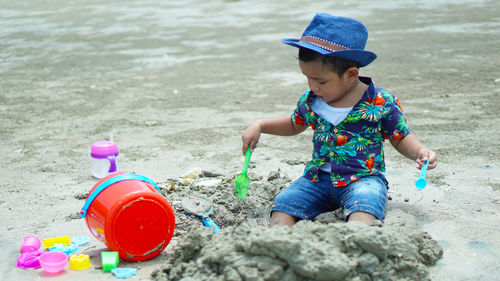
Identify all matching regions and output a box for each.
[80,172,175,261]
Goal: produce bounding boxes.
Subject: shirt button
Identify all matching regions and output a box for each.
[330,151,335,156]
[310,112,315,116]
[333,128,338,133]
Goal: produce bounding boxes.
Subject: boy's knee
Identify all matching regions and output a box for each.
[347,211,377,225]
[270,211,296,227]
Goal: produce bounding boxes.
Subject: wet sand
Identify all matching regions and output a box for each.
[1,0,500,280]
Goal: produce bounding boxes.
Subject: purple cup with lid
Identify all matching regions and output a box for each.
[91,141,119,178]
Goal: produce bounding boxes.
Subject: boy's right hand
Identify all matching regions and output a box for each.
[241,121,262,155]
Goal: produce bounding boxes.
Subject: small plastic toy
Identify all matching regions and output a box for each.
[71,236,90,246]
[43,235,71,249]
[111,268,137,279]
[415,159,430,190]
[16,251,43,269]
[196,179,222,188]
[39,251,68,273]
[69,254,91,270]
[182,167,202,178]
[20,235,41,253]
[182,197,220,233]
[101,251,119,272]
[49,243,78,255]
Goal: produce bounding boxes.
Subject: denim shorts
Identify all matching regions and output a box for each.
[271,171,389,221]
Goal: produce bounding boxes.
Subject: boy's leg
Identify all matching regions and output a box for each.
[348,211,377,225]
[270,172,336,227]
[335,175,388,224]
[270,211,297,227]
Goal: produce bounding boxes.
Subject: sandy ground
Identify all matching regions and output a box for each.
[1,0,500,280]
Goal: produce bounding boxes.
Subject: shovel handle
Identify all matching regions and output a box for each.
[242,147,252,174]
[419,159,429,179]
[201,217,220,233]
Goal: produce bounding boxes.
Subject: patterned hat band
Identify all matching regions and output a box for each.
[299,36,350,52]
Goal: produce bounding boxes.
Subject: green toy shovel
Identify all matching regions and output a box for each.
[234,147,252,199]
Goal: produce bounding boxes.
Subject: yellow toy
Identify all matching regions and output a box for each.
[69,254,92,270]
[43,235,71,249]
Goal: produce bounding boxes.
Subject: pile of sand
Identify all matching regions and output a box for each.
[158,169,292,237]
[153,221,442,281]
[151,169,442,280]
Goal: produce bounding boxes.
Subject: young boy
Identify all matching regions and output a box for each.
[241,13,437,226]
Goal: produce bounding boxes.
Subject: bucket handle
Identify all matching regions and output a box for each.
[80,174,161,218]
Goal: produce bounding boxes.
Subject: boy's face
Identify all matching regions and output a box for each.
[299,60,352,106]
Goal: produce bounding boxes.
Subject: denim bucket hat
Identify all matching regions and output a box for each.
[282,13,377,67]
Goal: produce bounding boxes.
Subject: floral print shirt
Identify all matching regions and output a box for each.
[291,77,411,187]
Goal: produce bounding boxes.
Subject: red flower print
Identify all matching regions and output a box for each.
[294,115,305,125]
[349,175,358,183]
[334,181,348,187]
[366,155,374,170]
[395,98,404,112]
[374,93,385,106]
[392,131,404,139]
[336,134,348,146]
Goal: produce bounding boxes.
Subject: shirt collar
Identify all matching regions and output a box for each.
[307,76,376,104]
[359,76,376,99]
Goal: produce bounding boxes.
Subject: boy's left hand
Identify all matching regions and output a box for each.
[416,148,437,170]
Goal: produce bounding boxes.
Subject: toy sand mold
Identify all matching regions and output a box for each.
[181,197,220,233]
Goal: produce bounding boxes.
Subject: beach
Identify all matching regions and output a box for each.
[1,0,500,280]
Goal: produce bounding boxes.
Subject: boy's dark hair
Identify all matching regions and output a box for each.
[298,47,360,76]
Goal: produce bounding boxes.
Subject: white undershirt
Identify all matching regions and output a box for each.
[311,98,352,172]
[311,98,352,126]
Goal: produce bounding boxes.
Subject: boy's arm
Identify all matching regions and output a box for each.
[241,115,307,155]
[390,134,438,170]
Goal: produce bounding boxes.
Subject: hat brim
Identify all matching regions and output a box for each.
[282,38,377,67]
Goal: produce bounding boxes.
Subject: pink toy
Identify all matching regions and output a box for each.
[16,251,43,269]
[39,251,68,273]
[20,235,41,253]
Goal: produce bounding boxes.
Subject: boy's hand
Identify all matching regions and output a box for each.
[241,121,262,155]
[241,115,307,156]
[416,148,437,170]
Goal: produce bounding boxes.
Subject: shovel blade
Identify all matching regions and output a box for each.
[234,173,249,199]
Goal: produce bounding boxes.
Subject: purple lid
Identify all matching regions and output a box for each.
[91,141,119,158]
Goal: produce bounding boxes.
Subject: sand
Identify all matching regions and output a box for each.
[1,0,500,280]
[151,171,443,281]
[153,222,441,281]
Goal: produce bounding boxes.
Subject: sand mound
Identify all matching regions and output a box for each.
[153,169,442,280]
[152,221,442,281]
[158,169,293,237]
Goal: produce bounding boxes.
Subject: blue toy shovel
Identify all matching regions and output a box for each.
[181,197,220,233]
[415,160,430,190]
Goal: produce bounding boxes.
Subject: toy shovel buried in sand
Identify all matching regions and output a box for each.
[415,159,430,190]
[182,197,220,233]
[234,147,252,199]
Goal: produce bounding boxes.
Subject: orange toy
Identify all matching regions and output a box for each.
[80,172,175,261]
